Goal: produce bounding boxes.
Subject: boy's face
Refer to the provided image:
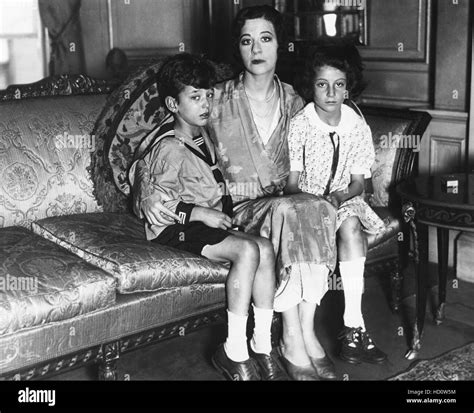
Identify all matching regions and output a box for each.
[169,86,214,130]
[313,65,347,117]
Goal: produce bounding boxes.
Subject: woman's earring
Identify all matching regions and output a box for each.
[344,90,349,100]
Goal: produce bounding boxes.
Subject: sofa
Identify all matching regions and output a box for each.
[0,63,431,381]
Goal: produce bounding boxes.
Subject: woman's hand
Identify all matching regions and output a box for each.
[141,193,180,225]
[191,206,232,230]
[284,171,302,195]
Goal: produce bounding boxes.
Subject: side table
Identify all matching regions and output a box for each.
[397,174,474,360]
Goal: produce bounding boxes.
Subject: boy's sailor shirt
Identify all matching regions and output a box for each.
[129,121,231,240]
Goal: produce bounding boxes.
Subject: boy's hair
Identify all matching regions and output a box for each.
[157,53,217,106]
[231,5,285,66]
[296,39,366,102]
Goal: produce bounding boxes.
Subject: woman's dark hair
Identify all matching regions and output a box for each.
[296,39,366,102]
[157,53,217,105]
[231,5,285,66]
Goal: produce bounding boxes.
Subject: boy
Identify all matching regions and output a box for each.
[129,53,287,381]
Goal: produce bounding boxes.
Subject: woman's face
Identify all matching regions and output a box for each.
[313,65,347,116]
[239,17,278,76]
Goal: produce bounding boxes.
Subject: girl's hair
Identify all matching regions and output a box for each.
[157,53,217,104]
[231,5,285,66]
[296,39,366,102]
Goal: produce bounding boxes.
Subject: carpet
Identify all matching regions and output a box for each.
[389,342,474,381]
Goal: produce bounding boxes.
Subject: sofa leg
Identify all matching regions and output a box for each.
[390,266,403,313]
[98,341,120,381]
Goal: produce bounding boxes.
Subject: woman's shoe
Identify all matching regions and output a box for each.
[278,350,320,381]
[309,355,337,380]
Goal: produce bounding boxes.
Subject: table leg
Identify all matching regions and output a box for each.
[435,228,449,325]
[405,220,429,360]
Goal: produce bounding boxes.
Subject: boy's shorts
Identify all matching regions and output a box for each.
[151,222,231,256]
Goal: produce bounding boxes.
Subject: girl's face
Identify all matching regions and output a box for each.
[313,65,347,117]
[239,18,278,76]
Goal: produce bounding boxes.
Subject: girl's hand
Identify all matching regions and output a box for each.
[192,207,232,230]
[325,193,341,209]
[328,176,364,208]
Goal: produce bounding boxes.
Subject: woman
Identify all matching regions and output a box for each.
[135,6,338,381]
[208,5,339,381]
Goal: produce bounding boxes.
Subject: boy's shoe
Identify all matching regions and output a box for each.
[249,347,289,381]
[212,344,261,381]
[339,327,387,364]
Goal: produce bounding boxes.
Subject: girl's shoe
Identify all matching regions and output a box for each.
[359,329,387,364]
[338,327,387,364]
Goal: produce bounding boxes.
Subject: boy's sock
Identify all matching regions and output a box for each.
[224,310,249,362]
[250,304,273,355]
[339,257,366,331]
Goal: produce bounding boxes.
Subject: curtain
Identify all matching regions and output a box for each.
[38,0,85,75]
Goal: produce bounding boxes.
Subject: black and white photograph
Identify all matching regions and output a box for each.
[0,0,473,410]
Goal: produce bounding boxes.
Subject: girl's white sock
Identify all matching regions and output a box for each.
[339,257,366,330]
[250,304,273,355]
[224,310,249,362]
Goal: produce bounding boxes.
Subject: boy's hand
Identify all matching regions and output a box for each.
[192,207,232,230]
[141,193,180,225]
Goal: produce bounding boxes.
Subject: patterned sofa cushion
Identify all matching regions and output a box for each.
[0,95,107,228]
[90,60,235,213]
[0,227,116,336]
[31,212,229,294]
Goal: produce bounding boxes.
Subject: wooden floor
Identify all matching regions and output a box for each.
[49,263,474,381]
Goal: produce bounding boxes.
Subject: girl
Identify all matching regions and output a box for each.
[285,41,388,365]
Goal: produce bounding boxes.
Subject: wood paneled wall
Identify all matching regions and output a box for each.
[434,0,470,112]
[359,0,432,108]
[81,0,206,79]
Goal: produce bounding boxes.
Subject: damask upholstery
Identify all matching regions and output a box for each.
[31,212,229,294]
[367,207,401,250]
[0,227,116,336]
[0,283,225,375]
[364,111,424,208]
[89,60,235,213]
[0,95,106,228]
[366,208,401,263]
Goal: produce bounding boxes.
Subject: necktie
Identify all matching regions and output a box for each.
[185,136,233,217]
[325,131,340,195]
